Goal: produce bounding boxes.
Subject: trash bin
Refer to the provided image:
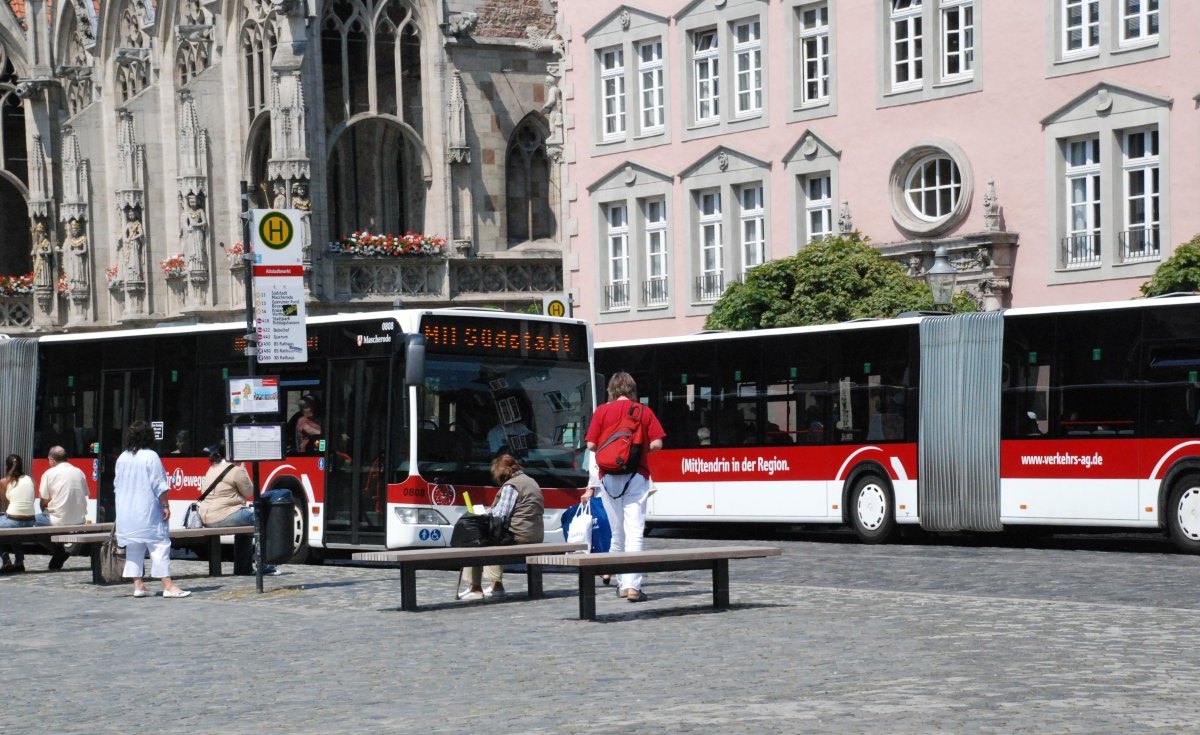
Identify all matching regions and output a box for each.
[257,489,295,565]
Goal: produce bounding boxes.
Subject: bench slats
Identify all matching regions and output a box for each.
[353,542,585,564]
[526,546,781,567]
[524,545,782,621]
[52,525,255,544]
[0,523,113,541]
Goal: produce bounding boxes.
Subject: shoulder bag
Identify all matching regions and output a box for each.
[184,463,236,530]
[99,529,127,585]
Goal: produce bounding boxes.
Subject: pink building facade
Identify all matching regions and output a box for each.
[562,0,1193,341]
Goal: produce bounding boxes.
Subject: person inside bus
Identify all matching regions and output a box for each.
[458,453,543,600]
[170,430,190,455]
[294,397,323,454]
[0,454,37,574]
[198,444,279,576]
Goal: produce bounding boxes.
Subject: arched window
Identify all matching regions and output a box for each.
[62,19,96,117]
[175,0,215,88]
[115,0,152,102]
[323,0,425,240]
[241,0,278,124]
[0,55,29,275]
[506,117,555,244]
[327,118,423,237]
[321,0,421,126]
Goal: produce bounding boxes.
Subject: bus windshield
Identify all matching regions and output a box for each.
[417,354,592,488]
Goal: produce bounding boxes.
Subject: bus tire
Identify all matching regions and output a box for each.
[1166,473,1200,553]
[849,473,897,544]
[288,497,311,564]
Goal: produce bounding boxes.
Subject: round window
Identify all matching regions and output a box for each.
[905,155,961,221]
[888,141,973,237]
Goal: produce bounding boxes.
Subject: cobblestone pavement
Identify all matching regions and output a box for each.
[2,530,1198,734]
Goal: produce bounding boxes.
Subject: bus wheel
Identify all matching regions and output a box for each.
[1167,473,1200,553]
[850,473,896,543]
[289,498,311,564]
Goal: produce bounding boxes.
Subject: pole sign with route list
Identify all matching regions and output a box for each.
[251,209,308,363]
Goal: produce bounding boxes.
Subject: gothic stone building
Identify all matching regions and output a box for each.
[0,0,568,330]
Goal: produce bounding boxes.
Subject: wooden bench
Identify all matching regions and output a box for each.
[352,542,588,611]
[54,526,256,584]
[525,546,782,621]
[0,522,113,541]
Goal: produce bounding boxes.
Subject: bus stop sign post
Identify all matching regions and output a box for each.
[239,181,265,594]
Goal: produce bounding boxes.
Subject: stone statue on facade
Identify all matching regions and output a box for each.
[119,207,145,283]
[31,220,53,289]
[292,180,312,264]
[180,192,208,273]
[63,218,89,291]
[272,181,287,209]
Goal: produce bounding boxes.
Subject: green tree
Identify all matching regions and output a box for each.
[704,233,976,331]
[1140,234,1200,297]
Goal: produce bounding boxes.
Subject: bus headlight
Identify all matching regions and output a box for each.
[394,507,450,525]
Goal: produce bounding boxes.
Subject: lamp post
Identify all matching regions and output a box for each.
[927,245,958,312]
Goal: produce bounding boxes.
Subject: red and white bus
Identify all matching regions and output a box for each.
[4,308,594,560]
[596,295,1200,552]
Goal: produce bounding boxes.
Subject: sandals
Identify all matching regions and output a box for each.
[600,574,612,585]
[162,589,192,599]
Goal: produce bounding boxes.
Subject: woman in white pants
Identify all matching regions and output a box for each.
[114,420,190,599]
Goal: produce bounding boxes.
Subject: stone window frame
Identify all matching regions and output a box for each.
[887,138,973,238]
[874,0,984,109]
[1044,0,1169,78]
[679,146,772,314]
[1041,82,1171,285]
[588,162,676,324]
[584,7,672,157]
[676,0,770,143]
[785,0,838,124]
[783,130,841,249]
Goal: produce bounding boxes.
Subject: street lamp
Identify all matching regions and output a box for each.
[926,245,957,311]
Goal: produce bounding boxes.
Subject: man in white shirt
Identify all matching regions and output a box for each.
[35,446,89,570]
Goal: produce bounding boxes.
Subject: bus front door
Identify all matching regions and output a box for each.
[97,369,152,523]
[323,359,389,546]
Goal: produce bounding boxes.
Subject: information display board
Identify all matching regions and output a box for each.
[227,376,281,415]
[225,423,285,462]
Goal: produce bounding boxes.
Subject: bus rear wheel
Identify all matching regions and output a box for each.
[850,473,896,544]
[1167,473,1200,553]
[288,497,311,564]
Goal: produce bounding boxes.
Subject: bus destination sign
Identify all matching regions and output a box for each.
[421,315,585,361]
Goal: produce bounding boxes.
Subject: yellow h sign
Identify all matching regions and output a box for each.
[258,211,294,250]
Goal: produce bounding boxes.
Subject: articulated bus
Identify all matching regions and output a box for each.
[596,295,1200,553]
[3,308,594,561]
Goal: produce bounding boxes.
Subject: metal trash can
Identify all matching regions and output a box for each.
[257,489,295,565]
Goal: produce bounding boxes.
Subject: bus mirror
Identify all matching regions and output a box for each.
[404,333,426,387]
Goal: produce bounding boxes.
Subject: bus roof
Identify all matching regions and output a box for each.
[595,294,1200,350]
[35,307,588,344]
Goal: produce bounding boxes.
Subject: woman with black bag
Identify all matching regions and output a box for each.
[458,453,543,600]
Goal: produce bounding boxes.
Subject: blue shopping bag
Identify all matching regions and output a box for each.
[561,498,611,553]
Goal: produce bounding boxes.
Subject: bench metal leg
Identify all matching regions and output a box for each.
[712,559,730,608]
[579,569,596,621]
[527,565,544,599]
[208,536,222,577]
[90,544,103,585]
[400,564,418,612]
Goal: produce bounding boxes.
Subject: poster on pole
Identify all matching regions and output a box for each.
[226,423,285,462]
[251,209,308,363]
[228,376,281,415]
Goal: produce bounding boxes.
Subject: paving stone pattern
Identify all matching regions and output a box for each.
[2,533,1198,734]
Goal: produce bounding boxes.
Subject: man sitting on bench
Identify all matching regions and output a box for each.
[35,446,89,570]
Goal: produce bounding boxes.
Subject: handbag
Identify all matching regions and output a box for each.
[565,501,593,552]
[450,513,492,547]
[186,463,236,530]
[99,530,127,585]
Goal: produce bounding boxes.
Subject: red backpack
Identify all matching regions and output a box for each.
[594,402,646,475]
